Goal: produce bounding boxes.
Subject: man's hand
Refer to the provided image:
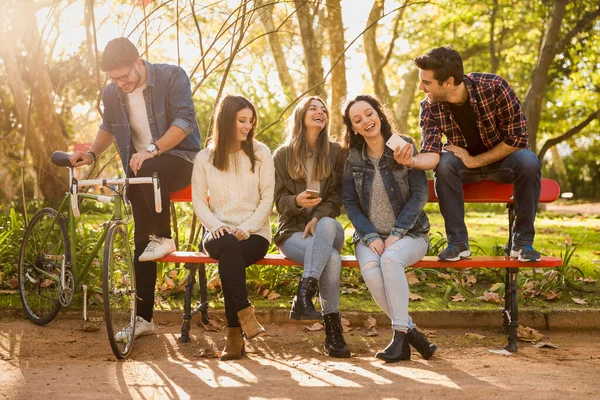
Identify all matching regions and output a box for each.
[368,238,385,256]
[446,145,479,168]
[296,191,322,209]
[69,151,94,168]
[384,235,400,249]
[232,228,248,241]
[129,151,154,176]
[303,217,318,238]
[393,143,415,167]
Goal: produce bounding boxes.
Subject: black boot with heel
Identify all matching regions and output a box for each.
[408,328,438,360]
[376,329,411,362]
[290,277,321,320]
[323,312,351,358]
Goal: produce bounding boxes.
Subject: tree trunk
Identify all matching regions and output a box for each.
[364,0,393,110]
[325,0,347,138]
[294,0,325,99]
[550,146,571,192]
[256,0,297,102]
[395,67,419,135]
[523,0,567,152]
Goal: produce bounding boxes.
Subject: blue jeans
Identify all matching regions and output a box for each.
[355,235,429,331]
[278,217,344,315]
[434,149,541,247]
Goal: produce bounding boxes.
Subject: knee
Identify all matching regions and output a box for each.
[380,253,406,270]
[360,260,380,276]
[434,152,462,180]
[513,150,541,174]
[137,158,160,178]
[316,217,342,237]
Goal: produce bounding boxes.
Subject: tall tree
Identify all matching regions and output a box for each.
[294,0,325,98]
[325,0,347,137]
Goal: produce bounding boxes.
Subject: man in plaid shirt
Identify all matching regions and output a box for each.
[394,46,542,262]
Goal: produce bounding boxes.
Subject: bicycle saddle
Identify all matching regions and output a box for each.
[51,151,73,167]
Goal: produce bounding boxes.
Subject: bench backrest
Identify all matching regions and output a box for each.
[170,179,560,204]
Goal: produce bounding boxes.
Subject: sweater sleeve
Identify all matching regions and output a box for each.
[236,144,276,237]
[191,151,227,234]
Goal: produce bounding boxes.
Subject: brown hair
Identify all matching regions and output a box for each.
[341,94,394,151]
[100,37,139,72]
[414,46,464,86]
[209,95,257,172]
[280,96,331,181]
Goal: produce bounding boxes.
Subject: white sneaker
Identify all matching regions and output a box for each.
[139,235,176,262]
[115,316,155,343]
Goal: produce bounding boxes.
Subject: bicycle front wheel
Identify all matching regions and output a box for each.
[18,208,70,325]
[103,221,136,359]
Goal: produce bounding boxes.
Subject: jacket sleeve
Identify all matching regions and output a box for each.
[273,148,303,218]
[312,145,343,221]
[391,144,429,237]
[191,152,226,234]
[167,66,198,136]
[342,159,380,246]
[236,144,276,237]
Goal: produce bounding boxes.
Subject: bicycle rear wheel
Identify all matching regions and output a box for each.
[103,221,136,359]
[18,208,70,325]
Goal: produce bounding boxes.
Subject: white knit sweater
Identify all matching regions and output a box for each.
[192,141,275,242]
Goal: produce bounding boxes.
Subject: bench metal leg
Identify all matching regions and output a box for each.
[196,262,210,326]
[504,268,519,352]
[179,262,197,344]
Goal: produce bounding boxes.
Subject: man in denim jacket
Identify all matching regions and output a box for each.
[70,37,201,337]
[395,46,541,262]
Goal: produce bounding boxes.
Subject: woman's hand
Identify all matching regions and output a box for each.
[393,143,415,167]
[296,191,322,209]
[303,217,318,238]
[212,226,231,239]
[368,238,385,256]
[384,235,400,249]
[231,228,248,241]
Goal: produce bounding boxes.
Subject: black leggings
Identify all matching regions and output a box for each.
[129,154,193,322]
[203,233,270,327]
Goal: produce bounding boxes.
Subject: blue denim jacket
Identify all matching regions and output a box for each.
[99,60,201,174]
[342,137,430,245]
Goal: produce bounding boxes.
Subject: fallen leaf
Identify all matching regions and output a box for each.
[196,346,219,358]
[267,291,281,300]
[305,322,323,332]
[544,290,562,301]
[543,270,559,283]
[462,274,477,287]
[406,271,420,285]
[40,279,54,288]
[426,283,438,288]
[533,342,559,349]
[206,276,221,290]
[168,270,179,279]
[365,326,379,337]
[422,329,437,338]
[489,283,503,292]
[583,277,597,284]
[363,316,377,330]
[202,318,224,332]
[478,291,502,304]
[517,326,543,342]
[523,282,535,291]
[572,297,588,305]
[7,278,18,289]
[340,317,351,333]
[465,333,486,339]
[488,349,512,356]
[438,273,452,280]
[409,293,423,301]
[341,287,361,294]
[451,293,466,302]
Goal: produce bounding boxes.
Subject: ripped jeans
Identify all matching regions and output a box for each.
[355,235,429,331]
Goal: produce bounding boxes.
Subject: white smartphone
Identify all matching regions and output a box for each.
[306,189,320,199]
[385,134,409,152]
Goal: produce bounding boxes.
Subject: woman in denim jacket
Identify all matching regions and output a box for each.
[273,96,350,358]
[342,95,437,363]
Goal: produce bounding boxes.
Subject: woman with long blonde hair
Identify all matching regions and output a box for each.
[273,96,350,358]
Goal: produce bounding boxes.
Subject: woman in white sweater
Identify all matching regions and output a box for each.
[192,95,275,361]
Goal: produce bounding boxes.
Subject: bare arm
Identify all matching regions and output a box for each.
[446,142,519,169]
[69,129,114,167]
[394,143,441,170]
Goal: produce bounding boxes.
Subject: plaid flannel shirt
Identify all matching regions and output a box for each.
[419,73,529,154]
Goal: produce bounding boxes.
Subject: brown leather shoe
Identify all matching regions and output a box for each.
[237,305,265,340]
[221,327,245,361]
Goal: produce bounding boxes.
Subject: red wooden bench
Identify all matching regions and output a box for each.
[162,179,562,352]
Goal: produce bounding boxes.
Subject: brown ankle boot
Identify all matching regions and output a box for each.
[221,327,245,361]
[237,306,265,339]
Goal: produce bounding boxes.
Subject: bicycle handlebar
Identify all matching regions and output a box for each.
[51,151,162,217]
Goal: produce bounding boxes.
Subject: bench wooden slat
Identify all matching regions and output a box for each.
[159,251,562,269]
[169,179,561,204]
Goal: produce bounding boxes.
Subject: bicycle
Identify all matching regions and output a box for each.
[17,151,161,359]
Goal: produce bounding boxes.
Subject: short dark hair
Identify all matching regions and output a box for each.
[100,37,139,72]
[414,46,463,86]
[341,94,394,151]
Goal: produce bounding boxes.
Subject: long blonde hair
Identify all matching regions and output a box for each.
[281,96,331,181]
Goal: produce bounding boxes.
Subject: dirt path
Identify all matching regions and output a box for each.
[1,318,599,400]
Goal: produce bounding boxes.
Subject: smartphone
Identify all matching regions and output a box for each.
[385,134,409,152]
[306,189,320,199]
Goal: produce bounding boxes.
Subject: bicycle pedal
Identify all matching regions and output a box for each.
[82,317,103,332]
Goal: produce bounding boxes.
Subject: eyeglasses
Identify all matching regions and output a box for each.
[107,64,136,84]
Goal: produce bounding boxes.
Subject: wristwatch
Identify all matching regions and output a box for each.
[146,143,160,157]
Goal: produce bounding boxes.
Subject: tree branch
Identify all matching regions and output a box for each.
[555,6,600,55]
[537,109,600,160]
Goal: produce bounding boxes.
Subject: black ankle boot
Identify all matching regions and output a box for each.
[323,312,351,358]
[376,330,411,362]
[408,328,438,360]
[290,277,321,320]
